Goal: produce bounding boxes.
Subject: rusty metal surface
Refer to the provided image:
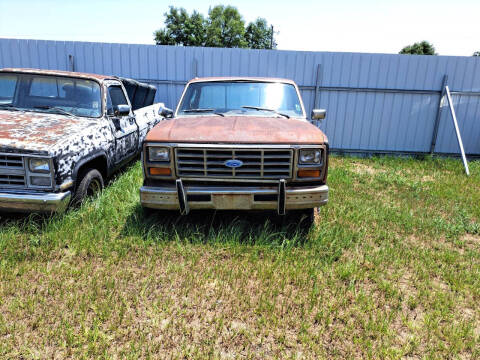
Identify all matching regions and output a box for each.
[146,116,327,144]
[188,77,297,85]
[0,68,113,82]
[0,110,101,152]
[140,184,329,211]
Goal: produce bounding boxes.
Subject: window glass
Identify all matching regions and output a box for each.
[30,77,61,97]
[0,73,102,117]
[0,74,18,104]
[179,81,303,118]
[198,85,225,109]
[107,86,128,115]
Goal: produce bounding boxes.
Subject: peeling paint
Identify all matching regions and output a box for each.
[0,69,163,193]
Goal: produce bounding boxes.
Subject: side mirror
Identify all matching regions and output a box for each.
[158,103,174,118]
[311,109,327,120]
[114,104,131,117]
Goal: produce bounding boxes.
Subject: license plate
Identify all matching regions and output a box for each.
[211,194,253,209]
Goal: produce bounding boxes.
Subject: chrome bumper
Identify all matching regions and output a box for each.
[0,190,71,213]
[140,182,328,214]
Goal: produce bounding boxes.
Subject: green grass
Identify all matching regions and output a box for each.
[0,156,479,359]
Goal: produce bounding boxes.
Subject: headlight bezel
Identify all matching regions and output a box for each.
[298,148,323,165]
[144,144,174,179]
[148,146,170,162]
[25,156,54,189]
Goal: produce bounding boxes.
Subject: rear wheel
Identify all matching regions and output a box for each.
[73,168,104,205]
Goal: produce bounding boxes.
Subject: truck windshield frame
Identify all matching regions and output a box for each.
[177,81,305,118]
[0,72,103,118]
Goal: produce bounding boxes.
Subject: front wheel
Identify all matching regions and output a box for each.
[288,208,316,228]
[73,168,104,205]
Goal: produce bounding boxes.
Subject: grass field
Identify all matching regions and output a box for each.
[0,156,479,359]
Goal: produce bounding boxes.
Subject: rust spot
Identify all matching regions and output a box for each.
[146,115,327,144]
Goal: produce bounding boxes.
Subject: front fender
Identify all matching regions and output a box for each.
[71,151,109,181]
[50,122,115,185]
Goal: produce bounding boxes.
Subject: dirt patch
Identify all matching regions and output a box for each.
[419,175,435,183]
[351,163,384,175]
[461,234,480,249]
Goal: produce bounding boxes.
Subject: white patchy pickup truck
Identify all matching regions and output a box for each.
[0,68,169,213]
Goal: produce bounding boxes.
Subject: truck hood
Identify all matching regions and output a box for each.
[0,110,99,154]
[146,115,327,144]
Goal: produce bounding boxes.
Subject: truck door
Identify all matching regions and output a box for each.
[106,83,139,164]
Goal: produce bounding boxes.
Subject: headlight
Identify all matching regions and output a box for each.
[29,158,50,173]
[299,149,322,165]
[148,147,170,162]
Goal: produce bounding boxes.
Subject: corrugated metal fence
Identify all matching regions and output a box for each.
[1,38,479,156]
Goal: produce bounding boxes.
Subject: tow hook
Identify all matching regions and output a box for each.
[176,179,189,215]
[277,179,286,215]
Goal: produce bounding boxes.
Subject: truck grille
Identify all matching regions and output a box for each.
[0,155,23,169]
[0,154,26,188]
[175,148,293,179]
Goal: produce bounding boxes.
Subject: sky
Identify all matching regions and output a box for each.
[0,0,478,56]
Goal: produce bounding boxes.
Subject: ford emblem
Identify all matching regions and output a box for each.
[224,159,243,168]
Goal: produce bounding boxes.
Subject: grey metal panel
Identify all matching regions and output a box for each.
[1,38,480,155]
[435,94,480,154]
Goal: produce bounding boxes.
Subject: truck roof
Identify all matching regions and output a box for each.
[188,77,298,85]
[0,68,115,82]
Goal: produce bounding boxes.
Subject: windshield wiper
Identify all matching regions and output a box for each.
[183,108,215,113]
[0,104,22,111]
[241,106,290,119]
[183,108,224,117]
[33,105,75,117]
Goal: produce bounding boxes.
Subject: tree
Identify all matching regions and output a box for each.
[245,18,276,49]
[399,41,437,55]
[473,51,480,57]
[153,5,276,49]
[154,7,206,46]
[205,5,247,48]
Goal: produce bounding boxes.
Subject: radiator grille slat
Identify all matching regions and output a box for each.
[0,154,26,188]
[176,148,293,179]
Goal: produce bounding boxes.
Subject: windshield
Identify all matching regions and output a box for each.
[0,73,102,118]
[177,81,304,118]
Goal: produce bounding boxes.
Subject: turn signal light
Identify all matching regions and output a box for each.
[298,169,321,178]
[149,167,171,176]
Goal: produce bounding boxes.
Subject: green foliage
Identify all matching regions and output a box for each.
[245,18,276,49]
[154,7,206,46]
[473,51,480,57]
[205,5,246,48]
[399,41,437,55]
[1,157,480,358]
[154,5,276,49]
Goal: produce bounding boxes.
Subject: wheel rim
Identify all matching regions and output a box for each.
[87,178,101,196]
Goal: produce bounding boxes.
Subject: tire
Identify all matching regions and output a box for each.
[142,207,175,218]
[73,168,104,205]
[142,206,155,217]
[289,208,316,229]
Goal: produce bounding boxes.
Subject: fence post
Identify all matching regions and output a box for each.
[313,64,322,109]
[68,54,75,72]
[192,58,198,78]
[430,74,448,154]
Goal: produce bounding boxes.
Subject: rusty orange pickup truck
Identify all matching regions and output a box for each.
[140,77,329,221]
